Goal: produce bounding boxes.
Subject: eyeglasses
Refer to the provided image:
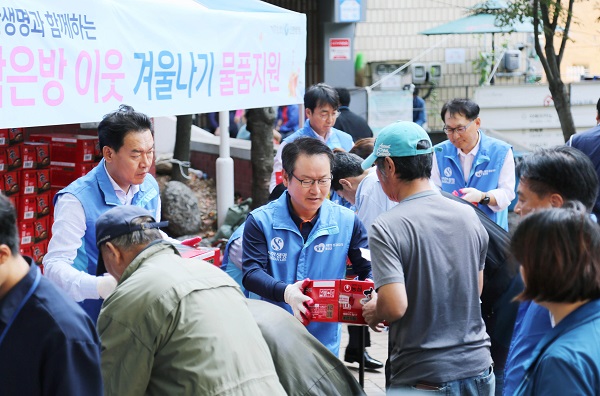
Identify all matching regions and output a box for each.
[316,111,340,121]
[290,172,332,188]
[443,119,475,135]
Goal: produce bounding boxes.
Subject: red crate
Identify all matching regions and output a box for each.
[177,245,222,267]
[50,162,96,188]
[29,133,97,163]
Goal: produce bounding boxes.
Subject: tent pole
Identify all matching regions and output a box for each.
[216,110,235,228]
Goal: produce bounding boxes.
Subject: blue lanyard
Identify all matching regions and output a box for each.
[0,266,41,347]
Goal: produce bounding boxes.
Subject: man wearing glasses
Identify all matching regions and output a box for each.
[269,83,354,192]
[431,99,515,230]
[244,138,372,356]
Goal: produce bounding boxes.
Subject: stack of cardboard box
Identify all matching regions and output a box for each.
[0,128,53,267]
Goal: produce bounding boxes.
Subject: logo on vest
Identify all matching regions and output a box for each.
[475,169,496,178]
[270,237,284,251]
[443,167,452,177]
[313,242,344,253]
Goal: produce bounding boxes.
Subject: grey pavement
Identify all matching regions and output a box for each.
[340,324,387,396]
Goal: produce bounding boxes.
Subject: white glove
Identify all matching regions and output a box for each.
[459,188,484,205]
[284,279,313,326]
[97,273,118,299]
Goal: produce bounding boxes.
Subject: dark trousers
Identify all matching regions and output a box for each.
[347,325,371,350]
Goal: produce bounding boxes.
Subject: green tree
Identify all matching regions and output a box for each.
[476,0,577,141]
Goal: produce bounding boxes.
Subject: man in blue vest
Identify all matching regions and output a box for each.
[269,83,354,192]
[503,146,599,396]
[43,105,161,323]
[431,99,515,231]
[567,97,600,219]
[243,137,372,356]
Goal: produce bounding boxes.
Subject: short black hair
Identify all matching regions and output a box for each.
[0,194,19,255]
[304,83,339,112]
[335,87,350,107]
[281,137,334,176]
[413,87,420,96]
[98,104,153,153]
[375,139,432,181]
[518,146,599,212]
[332,152,364,191]
[597,97,600,114]
[440,98,480,121]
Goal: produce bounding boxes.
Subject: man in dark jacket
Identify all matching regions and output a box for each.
[334,87,373,142]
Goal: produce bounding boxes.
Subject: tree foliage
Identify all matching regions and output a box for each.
[475,0,577,141]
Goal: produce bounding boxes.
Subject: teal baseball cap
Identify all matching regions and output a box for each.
[361,121,433,170]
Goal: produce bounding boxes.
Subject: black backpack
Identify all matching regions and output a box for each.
[441,191,523,370]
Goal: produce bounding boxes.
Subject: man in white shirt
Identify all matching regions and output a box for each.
[43,105,162,323]
[431,99,515,230]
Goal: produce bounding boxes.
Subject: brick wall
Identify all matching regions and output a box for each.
[190,151,253,199]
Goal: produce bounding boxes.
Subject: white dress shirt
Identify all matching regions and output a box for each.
[43,163,164,301]
[431,132,516,212]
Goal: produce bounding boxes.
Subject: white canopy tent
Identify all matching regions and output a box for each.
[0,0,306,223]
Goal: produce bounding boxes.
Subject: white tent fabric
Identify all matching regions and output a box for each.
[1,0,306,224]
[0,0,306,128]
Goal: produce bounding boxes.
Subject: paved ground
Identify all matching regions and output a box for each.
[339,324,387,395]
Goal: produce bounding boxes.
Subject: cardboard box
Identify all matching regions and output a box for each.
[22,169,51,195]
[0,171,20,196]
[0,128,24,147]
[19,222,35,247]
[0,144,23,172]
[33,217,50,243]
[22,142,51,169]
[305,279,376,325]
[29,133,97,163]
[29,241,47,266]
[36,192,51,218]
[19,195,37,222]
[177,245,222,267]
[50,162,96,188]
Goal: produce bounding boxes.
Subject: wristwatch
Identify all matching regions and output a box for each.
[479,193,491,205]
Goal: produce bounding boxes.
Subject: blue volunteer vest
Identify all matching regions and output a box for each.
[434,132,511,230]
[284,120,354,152]
[250,192,355,355]
[55,159,160,322]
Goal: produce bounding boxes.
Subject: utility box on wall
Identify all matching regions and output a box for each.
[502,50,521,72]
[369,61,411,90]
[411,63,426,84]
[428,62,442,84]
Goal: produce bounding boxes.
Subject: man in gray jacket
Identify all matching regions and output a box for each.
[95,205,285,396]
